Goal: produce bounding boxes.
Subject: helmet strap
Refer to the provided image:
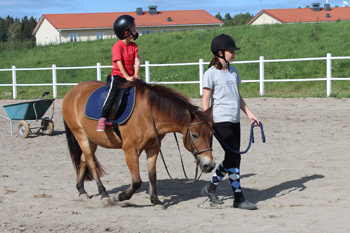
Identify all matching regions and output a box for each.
[122,29,138,40]
[218,50,230,71]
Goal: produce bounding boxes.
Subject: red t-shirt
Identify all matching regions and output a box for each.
[111,40,139,78]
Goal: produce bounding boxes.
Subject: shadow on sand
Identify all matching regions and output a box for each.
[105,174,324,208]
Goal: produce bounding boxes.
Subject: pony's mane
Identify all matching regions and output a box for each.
[122,80,213,127]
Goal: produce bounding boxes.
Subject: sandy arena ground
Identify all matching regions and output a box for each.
[0,97,349,232]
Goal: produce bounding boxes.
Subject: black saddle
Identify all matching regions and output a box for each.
[106,75,128,120]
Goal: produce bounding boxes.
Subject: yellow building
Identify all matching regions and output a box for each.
[32,6,223,46]
[247,3,350,25]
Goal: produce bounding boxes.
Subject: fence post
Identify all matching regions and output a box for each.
[199,59,204,96]
[12,66,17,99]
[145,61,150,83]
[326,53,332,97]
[97,63,101,81]
[259,56,265,96]
[52,64,57,98]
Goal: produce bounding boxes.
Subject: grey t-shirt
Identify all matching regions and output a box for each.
[203,66,242,123]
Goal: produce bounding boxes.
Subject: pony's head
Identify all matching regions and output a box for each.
[123,80,216,173]
[182,108,215,173]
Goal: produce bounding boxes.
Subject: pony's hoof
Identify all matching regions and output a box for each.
[101,197,114,206]
[112,194,119,203]
[112,192,125,202]
[154,204,165,211]
[79,194,91,201]
[114,191,128,202]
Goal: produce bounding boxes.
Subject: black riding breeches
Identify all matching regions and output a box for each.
[101,75,127,118]
[213,122,241,169]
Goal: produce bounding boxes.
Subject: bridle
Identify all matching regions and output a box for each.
[185,122,213,157]
[150,106,213,184]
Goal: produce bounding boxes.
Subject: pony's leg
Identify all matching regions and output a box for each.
[76,154,90,200]
[113,149,142,202]
[78,138,113,205]
[145,146,163,206]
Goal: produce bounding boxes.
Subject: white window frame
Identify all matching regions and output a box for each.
[96,32,104,40]
[141,30,155,35]
[69,33,78,42]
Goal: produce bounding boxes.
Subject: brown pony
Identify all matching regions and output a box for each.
[62,80,215,207]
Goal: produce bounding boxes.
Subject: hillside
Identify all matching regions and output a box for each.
[1,21,350,99]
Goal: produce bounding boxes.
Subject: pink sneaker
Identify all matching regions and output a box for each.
[96,118,106,132]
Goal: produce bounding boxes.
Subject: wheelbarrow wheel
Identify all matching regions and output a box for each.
[17,120,30,138]
[42,119,54,135]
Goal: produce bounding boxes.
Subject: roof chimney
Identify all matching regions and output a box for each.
[324,3,331,11]
[311,2,321,11]
[148,5,158,15]
[136,7,143,16]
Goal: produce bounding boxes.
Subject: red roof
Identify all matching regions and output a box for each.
[248,7,350,24]
[34,10,223,32]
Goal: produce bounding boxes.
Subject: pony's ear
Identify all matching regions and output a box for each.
[185,109,195,121]
[204,105,213,115]
[204,105,214,130]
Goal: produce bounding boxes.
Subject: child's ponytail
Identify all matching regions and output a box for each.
[208,56,223,70]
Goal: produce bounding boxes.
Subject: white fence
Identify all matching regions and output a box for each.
[0,53,349,99]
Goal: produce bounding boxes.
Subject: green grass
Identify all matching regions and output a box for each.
[1,21,350,99]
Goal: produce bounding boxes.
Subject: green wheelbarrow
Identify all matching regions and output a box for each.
[0,92,55,138]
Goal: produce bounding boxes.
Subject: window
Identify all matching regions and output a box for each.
[96,32,104,40]
[141,30,155,35]
[69,33,78,42]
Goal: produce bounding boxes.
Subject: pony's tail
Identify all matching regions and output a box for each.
[63,119,105,181]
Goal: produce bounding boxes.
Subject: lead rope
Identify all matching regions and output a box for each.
[173,132,189,180]
[150,106,200,184]
[174,132,202,183]
[214,121,266,154]
[150,106,174,180]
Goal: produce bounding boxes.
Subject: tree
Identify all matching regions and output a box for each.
[0,15,37,51]
[29,16,37,40]
[224,13,234,26]
[20,16,36,41]
[7,22,21,44]
[20,16,30,41]
[233,12,254,25]
[0,17,6,42]
[0,15,37,43]
[215,13,223,21]
[216,12,254,26]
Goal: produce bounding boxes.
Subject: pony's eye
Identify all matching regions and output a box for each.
[192,134,199,140]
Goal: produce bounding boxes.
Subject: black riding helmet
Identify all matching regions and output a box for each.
[211,34,240,55]
[113,15,139,40]
[211,34,240,69]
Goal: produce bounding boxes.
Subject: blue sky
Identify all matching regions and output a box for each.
[0,0,347,20]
